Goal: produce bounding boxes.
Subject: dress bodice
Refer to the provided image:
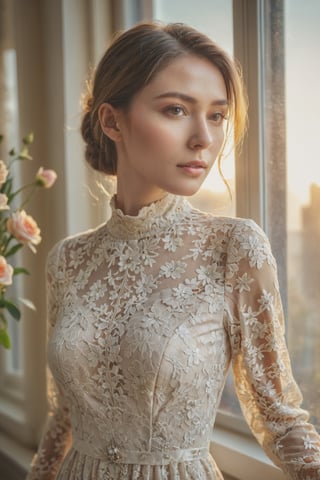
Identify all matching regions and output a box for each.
[27,195,320,480]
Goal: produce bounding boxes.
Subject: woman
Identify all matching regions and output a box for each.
[27,22,320,479]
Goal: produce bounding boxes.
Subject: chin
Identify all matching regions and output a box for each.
[166,183,203,198]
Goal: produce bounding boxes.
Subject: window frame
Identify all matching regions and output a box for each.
[233,0,267,227]
[215,0,288,447]
[0,1,294,479]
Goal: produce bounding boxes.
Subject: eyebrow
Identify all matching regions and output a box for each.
[154,91,228,106]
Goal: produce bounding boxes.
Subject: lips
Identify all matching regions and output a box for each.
[177,160,208,177]
[177,160,208,169]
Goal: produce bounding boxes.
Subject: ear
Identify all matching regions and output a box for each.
[98,103,122,142]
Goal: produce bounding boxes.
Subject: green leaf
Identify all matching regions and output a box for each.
[19,297,36,311]
[4,300,21,320]
[5,243,23,257]
[13,267,30,276]
[22,132,34,145]
[0,328,11,349]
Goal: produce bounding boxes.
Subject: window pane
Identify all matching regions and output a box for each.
[285,0,320,431]
[153,0,235,217]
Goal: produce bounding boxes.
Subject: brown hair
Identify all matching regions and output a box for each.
[81,21,247,175]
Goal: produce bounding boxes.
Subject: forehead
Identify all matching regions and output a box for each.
[141,54,227,101]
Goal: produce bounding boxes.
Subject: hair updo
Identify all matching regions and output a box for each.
[81,21,247,176]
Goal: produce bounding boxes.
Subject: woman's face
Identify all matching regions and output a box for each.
[113,54,228,207]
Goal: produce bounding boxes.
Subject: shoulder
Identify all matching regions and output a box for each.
[188,204,267,242]
[221,217,275,271]
[188,205,275,267]
[226,216,269,244]
[47,222,107,273]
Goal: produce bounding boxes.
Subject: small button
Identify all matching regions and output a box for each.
[107,446,122,462]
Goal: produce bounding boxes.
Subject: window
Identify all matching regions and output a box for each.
[285,0,320,432]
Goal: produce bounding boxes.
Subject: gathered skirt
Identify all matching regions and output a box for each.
[57,447,224,480]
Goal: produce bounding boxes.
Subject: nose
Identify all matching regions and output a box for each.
[188,118,212,150]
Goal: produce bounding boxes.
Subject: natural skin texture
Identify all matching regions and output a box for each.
[99,55,228,215]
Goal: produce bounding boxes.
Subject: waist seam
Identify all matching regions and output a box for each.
[72,443,209,465]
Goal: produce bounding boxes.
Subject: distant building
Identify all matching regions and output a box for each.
[299,184,320,387]
[301,184,320,303]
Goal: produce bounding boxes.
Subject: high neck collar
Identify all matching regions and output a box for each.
[106,194,190,240]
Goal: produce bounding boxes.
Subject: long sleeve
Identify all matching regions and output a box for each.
[27,241,72,480]
[224,219,320,479]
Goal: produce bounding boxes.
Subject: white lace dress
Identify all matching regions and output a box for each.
[27,194,320,480]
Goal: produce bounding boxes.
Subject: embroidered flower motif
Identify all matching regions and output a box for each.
[172,282,194,300]
[258,289,274,311]
[160,260,186,279]
[162,232,184,252]
[241,234,268,269]
[177,324,190,340]
[241,305,258,327]
[85,280,106,302]
[205,378,216,394]
[258,379,277,398]
[303,435,317,450]
[196,264,221,285]
[118,246,141,272]
[235,272,254,292]
[185,345,205,367]
[251,363,265,379]
[135,274,158,296]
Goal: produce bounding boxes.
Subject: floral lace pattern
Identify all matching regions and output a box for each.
[27,194,320,479]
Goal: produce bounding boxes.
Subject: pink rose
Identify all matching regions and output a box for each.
[0,160,8,186]
[36,167,57,188]
[0,193,9,210]
[0,256,13,286]
[7,210,41,253]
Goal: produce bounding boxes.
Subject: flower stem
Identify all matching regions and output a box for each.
[12,182,37,210]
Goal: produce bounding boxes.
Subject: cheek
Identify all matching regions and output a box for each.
[211,128,226,154]
[128,113,179,152]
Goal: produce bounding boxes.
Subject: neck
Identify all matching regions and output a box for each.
[107,193,188,241]
[115,180,168,216]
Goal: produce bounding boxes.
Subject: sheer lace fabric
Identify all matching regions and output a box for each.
[27,194,320,479]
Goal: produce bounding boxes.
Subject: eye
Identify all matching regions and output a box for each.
[163,104,187,117]
[210,112,228,125]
